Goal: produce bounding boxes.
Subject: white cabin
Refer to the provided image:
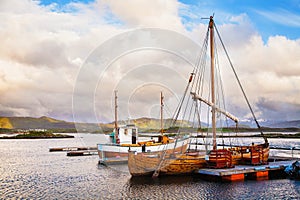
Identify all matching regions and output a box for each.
[109,124,138,144]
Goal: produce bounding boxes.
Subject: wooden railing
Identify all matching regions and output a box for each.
[207,149,233,168]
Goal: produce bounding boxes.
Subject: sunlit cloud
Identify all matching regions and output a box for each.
[0,0,299,123]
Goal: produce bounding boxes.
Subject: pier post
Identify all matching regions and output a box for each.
[248,171,269,180]
[222,173,244,182]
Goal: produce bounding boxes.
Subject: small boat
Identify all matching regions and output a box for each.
[97,91,190,165]
[128,16,269,177]
[284,161,300,179]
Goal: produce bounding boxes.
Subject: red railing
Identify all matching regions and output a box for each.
[207,149,233,168]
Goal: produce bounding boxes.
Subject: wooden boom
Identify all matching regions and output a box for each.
[190,92,239,123]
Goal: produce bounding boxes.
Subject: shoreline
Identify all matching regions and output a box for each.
[0,131,74,139]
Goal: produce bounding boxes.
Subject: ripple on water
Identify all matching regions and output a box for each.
[1,136,300,199]
[121,176,202,199]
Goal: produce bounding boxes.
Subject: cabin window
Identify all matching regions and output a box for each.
[132,129,136,136]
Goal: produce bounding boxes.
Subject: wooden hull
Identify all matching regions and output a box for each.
[128,144,207,176]
[128,142,269,176]
[98,137,190,164]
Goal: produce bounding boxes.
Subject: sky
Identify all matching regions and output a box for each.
[0,0,300,124]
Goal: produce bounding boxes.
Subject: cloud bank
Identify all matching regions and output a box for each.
[0,0,300,123]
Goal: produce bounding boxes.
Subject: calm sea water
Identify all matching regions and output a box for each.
[0,133,300,199]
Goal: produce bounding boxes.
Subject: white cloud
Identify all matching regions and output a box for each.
[221,32,300,121]
[102,0,183,29]
[255,8,300,28]
[0,0,300,124]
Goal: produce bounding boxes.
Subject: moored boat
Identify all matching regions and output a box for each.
[97,91,190,164]
[128,16,269,177]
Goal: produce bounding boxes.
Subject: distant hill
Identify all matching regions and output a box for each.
[0,116,76,130]
[267,120,300,128]
[1,116,300,132]
[0,117,13,129]
[130,117,194,130]
[226,119,300,129]
[0,116,194,133]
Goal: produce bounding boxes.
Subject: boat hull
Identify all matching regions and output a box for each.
[128,150,206,176]
[128,143,269,176]
[97,137,190,164]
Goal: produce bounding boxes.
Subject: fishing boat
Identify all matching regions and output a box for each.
[97,91,190,165]
[128,16,269,177]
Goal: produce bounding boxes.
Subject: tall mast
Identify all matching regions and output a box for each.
[114,90,119,143]
[160,91,164,135]
[209,16,217,150]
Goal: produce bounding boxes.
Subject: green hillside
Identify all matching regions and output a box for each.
[0,117,13,129]
[3,116,298,134]
[0,116,193,133]
[131,117,191,128]
[0,116,75,130]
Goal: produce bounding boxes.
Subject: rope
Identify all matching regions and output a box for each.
[214,24,268,145]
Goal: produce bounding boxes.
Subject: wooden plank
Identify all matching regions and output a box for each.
[49,146,97,152]
[67,150,98,156]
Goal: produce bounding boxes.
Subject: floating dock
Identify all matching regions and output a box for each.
[49,146,97,152]
[66,150,98,156]
[49,146,98,156]
[196,160,296,181]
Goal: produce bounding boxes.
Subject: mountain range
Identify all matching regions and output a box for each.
[0,116,300,132]
[0,116,191,133]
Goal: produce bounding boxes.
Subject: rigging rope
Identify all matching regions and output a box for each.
[214,24,268,145]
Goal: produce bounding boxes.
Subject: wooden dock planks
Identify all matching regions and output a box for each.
[49,146,97,152]
[49,146,98,156]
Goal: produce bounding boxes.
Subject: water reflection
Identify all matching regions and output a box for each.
[0,134,299,199]
[123,175,300,200]
[128,175,194,186]
[123,175,242,199]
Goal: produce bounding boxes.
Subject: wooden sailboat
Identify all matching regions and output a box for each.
[97,91,189,164]
[128,16,269,176]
